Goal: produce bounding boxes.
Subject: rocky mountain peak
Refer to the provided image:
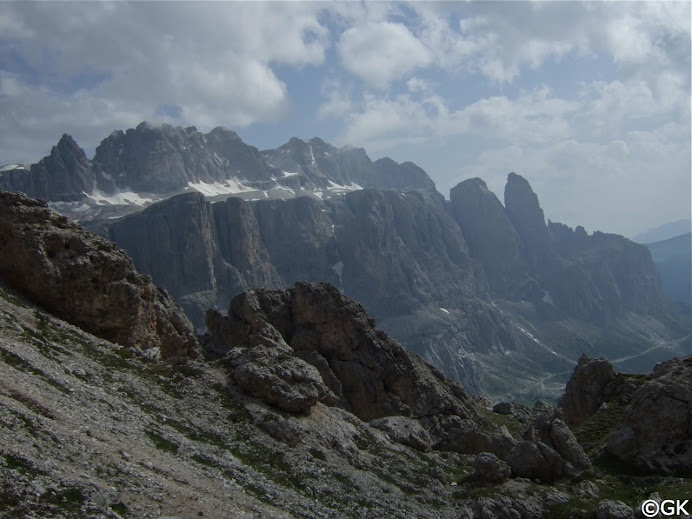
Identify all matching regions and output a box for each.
[504,172,551,265]
[55,133,83,154]
[208,125,241,141]
[449,177,529,296]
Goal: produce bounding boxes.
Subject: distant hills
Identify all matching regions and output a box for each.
[645,232,691,307]
[633,219,691,244]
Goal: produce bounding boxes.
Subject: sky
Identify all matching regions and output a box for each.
[0,1,690,238]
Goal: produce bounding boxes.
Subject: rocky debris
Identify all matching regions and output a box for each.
[0,192,200,359]
[1,267,690,518]
[473,452,511,483]
[500,401,591,483]
[456,479,569,519]
[606,356,692,474]
[559,354,617,427]
[369,416,432,452]
[578,480,600,500]
[1,277,622,519]
[226,343,336,414]
[595,500,634,519]
[432,415,517,458]
[493,401,534,424]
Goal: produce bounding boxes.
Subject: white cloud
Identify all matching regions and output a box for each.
[338,21,432,89]
[0,2,331,162]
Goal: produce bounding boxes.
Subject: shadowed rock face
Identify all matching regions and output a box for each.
[449,177,534,298]
[0,192,200,359]
[93,122,277,193]
[559,355,617,428]
[504,172,552,268]
[606,356,692,474]
[0,135,94,202]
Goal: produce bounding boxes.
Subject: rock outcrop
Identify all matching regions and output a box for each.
[606,356,692,474]
[204,281,596,487]
[205,282,473,423]
[504,171,552,268]
[448,177,533,298]
[559,354,617,428]
[0,192,200,359]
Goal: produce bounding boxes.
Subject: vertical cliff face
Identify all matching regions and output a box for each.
[252,197,340,287]
[449,178,533,298]
[110,192,217,297]
[504,172,552,268]
[329,189,483,318]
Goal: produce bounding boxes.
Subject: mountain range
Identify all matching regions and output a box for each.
[0,191,689,517]
[1,122,689,401]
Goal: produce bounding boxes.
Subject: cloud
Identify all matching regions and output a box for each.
[338,21,432,89]
[0,2,331,162]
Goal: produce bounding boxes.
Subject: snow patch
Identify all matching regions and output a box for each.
[327,180,363,192]
[0,164,27,172]
[273,185,295,196]
[282,170,300,177]
[439,308,450,314]
[74,204,91,213]
[187,179,251,197]
[101,172,113,181]
[88,188,154,206]
[314,191,323,199]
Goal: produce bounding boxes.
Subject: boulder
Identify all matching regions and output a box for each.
[506,440,566,483]
[473,452,511,483]
[369,416,432,452]
[595,500,633,519]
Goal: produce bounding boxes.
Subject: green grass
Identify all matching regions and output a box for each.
[0,347,71,394]
[144,429,179,454]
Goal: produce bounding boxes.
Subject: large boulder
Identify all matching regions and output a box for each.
[473,452,511,483]
[559,354,616,428]
[0,192,200,359]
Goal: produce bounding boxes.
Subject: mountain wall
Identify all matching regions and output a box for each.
[96,173,689,399]
[2,123,689,399]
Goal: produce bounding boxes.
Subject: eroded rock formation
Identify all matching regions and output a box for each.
[0,192,200,359]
